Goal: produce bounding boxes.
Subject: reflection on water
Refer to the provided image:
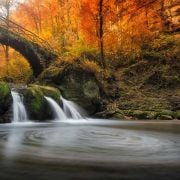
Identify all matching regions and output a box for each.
[0,120,180,179]
[4,128,24,158]
[3,122,35,158]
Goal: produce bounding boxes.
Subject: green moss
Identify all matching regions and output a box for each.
[0,81,10,98]
[157,115,173,120]
[175,111,180,119]
[156,110,174,118]
[29,85,60,101]
[0,81,11,121]
[54,65,102,114]
[155,110,175,120]
[113,111,125,119]
[123,110,158,120]
[26,87,43,113]
[24,84,61,120]
[132,110,149,119]
[39,66,62,83]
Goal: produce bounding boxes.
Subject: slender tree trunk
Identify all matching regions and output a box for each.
[99,0,106,68]
[5,1,10,75]
[5,2,10,61]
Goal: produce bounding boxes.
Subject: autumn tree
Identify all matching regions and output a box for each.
[10,0,167,69]
[0,0,14,62]
[80,0,118,67]
[14,0,81,52]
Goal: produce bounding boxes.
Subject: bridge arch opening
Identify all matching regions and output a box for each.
[0,25,56,77]
[0,47,32,82]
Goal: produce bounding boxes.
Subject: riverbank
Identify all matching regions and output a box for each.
[0,80,179,123]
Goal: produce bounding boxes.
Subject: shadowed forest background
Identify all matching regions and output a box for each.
[0,0,179,120]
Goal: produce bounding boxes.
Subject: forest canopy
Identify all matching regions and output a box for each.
[0,0,179,82]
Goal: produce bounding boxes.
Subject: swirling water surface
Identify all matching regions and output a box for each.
[0,119,180,179]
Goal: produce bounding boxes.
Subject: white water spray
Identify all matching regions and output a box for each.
[61,97,85,119]
[45,96,67,120]
[11,91,28,123]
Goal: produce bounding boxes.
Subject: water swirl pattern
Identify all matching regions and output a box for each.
[0,120,179,164]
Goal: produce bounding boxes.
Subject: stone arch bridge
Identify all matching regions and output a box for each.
[0,16,57,76]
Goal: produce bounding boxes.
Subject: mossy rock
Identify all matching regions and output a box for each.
[95,109,125,119]
[24,84,61,120]
[39,60,106,115]
[0,82,12,122]
[39,66,62,84]
[157,115,173,120]
[30,85,60,101]
[123,110,157,120]
[58,66,103,114]
[156,110,174,119]
[83,81,100,99]
[175,111,180,119]
[132,110,150,119]
[112,111,125,120]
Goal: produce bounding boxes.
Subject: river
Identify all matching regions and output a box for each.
[0,119,179,179]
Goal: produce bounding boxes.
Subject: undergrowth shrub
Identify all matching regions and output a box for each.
[141,34,177,62]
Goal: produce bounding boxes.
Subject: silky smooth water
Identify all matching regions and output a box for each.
[61,96,86,119]
[45,96,67,120]
[0,120,179,179]
[11,91,28,123]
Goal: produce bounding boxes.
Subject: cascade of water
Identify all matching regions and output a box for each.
[45,96,67,120]
[61,97,86,119]
[11,90,28,123]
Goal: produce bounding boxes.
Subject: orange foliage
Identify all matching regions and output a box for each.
[0,47,32,82]
[12,0,164,54]
[0,0,170,81]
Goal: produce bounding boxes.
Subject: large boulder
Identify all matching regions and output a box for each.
[0,81,12,123]
[40,64,104,115]
[59,66,102,115]
[23,84,61,120]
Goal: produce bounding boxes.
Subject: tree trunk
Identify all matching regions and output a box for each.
[5,1,10,61]
[99,0,106,68]
[5,1,10,75]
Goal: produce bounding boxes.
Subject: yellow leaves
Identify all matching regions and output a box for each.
[0,49,32,82]
[81,60,102,74]
[9,58,30,74]
[66,40,97,58]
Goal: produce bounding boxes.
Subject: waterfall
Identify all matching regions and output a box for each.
[45,96,67,120]
[11,91,28,123]
[45,96,86,121]
[61,97,85,119]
